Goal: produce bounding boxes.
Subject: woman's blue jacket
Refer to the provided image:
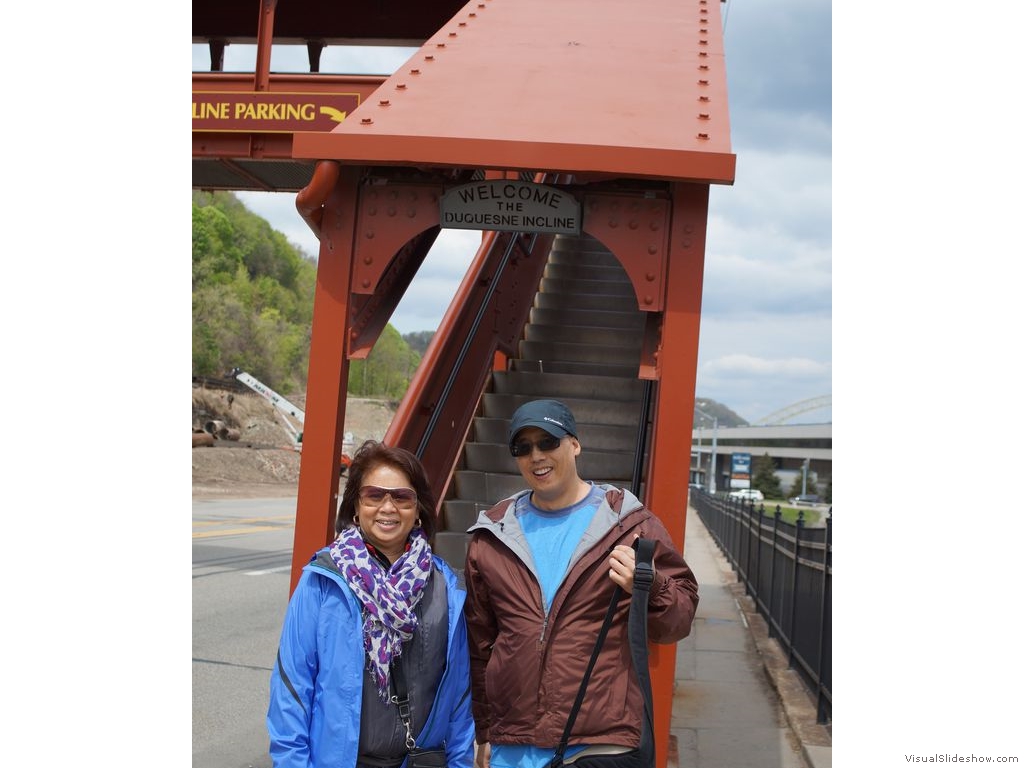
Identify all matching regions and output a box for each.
[267,548,475,768]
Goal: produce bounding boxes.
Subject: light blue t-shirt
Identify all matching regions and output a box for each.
[492,485,606,768]
[517,483,604,612]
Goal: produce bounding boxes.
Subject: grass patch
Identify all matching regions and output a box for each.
[757,504,826,526]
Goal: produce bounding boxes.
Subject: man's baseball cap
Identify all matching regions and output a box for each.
[507,399,578,448]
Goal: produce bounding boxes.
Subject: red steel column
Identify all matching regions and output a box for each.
[646,182,709,768]
[289,167,361,594]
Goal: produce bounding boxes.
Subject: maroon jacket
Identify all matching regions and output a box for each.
[464,485,699,749]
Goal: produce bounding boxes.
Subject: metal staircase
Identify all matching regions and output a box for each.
[432,233,651,568]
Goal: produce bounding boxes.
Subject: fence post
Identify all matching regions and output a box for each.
[745,502,759,602]
[767,507,781,639]
[786,510,805,667]
[725,498,738,570]
[751,504,764,609]
[816,509,832,723]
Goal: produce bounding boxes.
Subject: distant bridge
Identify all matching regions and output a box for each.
[753,395,831,426]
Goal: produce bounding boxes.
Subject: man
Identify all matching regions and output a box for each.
[464,399,699,768]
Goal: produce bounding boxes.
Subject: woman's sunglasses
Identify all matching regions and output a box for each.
[510,435,563,457]
[358,485,418,510]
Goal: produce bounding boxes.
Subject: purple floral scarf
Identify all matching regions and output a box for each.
[329,525,433,701]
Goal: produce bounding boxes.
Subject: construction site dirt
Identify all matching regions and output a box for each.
[192,387,397,500]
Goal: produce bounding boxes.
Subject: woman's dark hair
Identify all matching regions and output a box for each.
[335,440,437,540]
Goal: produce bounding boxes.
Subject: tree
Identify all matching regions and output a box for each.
[752,453,783,499]
[349,326,421,398]
[193,190,423,398]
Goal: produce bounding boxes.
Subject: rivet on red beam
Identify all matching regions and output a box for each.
[379,99,390,106]
[698,114,709,120]
[361,118,373,124]
[697,134,709,140]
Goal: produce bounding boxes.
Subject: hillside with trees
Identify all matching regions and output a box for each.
[192,191,421,398]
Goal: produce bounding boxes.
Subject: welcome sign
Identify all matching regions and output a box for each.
[440,180,581,235]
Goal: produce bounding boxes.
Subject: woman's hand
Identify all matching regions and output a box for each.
[474,742,490,768]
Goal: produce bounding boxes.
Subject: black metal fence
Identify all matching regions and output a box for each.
[692,491,832,724]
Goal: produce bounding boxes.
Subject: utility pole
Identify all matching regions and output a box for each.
[802,458,809,495]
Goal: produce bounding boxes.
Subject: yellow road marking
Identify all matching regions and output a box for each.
[193,526,283,539]
[193,515,294,527]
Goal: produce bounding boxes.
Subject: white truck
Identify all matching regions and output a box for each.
[227,367,353,471]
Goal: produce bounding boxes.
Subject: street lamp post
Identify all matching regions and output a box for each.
[694,405,718,494]
[696,426,702,482]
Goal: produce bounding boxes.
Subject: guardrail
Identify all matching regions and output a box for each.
[691,490,832,724]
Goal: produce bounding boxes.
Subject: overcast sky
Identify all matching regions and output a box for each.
[191,0,831,426]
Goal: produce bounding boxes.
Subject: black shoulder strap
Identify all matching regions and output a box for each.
[390,656,418,749]
[630,539,656,756]
[548,538,656,768]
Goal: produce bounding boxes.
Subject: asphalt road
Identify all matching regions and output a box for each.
[193,497,299,768]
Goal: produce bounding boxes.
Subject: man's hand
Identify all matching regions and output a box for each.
[608,537,639,593]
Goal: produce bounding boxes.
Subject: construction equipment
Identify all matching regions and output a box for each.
[227,368,353,472]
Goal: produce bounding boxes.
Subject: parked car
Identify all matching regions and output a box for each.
[727,488,764,502]
[789,494,821,506]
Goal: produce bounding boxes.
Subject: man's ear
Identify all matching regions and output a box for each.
[570,436,581,457]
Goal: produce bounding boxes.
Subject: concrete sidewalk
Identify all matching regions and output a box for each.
[667,505,832,768]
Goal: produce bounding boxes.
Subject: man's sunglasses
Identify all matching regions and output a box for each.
[510,435,563,458]
[358,485,418,510]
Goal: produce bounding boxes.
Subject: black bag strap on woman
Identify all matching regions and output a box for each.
[390,658,448,768]
[546,538,657,768]
[390,656,420,751]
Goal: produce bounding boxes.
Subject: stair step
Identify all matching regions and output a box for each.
[490,370,645,401]
[465,442,638,480]
[433,531,469,570]
[480,392,644,428]
[441,499,487,532]
[534,291,638,312]
[510,358,640,378]
[540,276,636,298]
[453,470,531,504]
[548,244,620,266]
[524,323,641,348]
[529,306,645,330]
[544,261,631,283]
[519,339,641,367]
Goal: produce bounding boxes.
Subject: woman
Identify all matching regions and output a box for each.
[268,440,475,768]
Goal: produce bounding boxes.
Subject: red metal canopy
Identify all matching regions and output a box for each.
[292,0,735,184]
